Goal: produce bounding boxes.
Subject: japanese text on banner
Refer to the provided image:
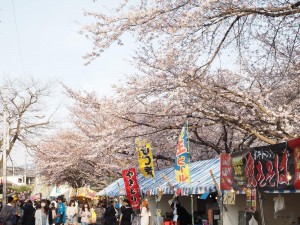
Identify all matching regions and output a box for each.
[174,124,190,183]
[220,138,300,191]
[122,168,140,210]
[136,139,155,178]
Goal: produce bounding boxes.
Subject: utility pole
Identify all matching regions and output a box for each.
[24,151,27,185]
[2,86,9,205]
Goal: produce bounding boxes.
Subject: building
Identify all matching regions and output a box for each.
[0,165,35,186]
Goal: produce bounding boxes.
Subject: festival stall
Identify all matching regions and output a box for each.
[98,125,223,225]
[49,185,71,200]
[76,187,97,199]
[221,137,300,225]
[74,187,98,204]
[97,158,220,224]
[31,181,51,200]
[98,121,300,225]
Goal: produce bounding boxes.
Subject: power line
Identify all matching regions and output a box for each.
[11,0,25,74]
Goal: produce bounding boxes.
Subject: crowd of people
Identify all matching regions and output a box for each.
[0,196,152,225]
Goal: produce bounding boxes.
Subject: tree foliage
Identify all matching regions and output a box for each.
[36,0,300,187]
[0,78,54,163]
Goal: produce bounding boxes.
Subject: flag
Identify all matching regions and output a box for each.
[136,139,155,178]
[122,168,141,210]
[174,124,190,183]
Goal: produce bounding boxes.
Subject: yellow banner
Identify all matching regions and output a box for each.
[136,139,155,178]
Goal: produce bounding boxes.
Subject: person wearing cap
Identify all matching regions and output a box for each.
[55,197,66,225]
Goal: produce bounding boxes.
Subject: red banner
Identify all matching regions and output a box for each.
[220,153,233,190]
[122,168,140,210]
[288,138,300,189]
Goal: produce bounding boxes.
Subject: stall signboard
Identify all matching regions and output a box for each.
[136,139,155,178]
[220,137,300,191]
[122,168,141,210]
[175,124,190,183]
[223,192,236,205]
[220,153,233,190]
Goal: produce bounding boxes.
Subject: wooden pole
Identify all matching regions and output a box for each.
[187,122,194,225]
[210,170,223,225]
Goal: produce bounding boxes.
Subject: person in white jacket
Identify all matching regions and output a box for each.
[67,200,78,225]
[140,199,151,225]
[35,200,49,225]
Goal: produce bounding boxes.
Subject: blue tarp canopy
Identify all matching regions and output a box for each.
[97,158,220,197]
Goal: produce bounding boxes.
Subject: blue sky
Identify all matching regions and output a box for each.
[0,0,136,166]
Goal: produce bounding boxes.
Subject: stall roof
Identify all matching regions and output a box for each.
[97,158,220,197]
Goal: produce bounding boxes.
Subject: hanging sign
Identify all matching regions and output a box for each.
[122,168,141,210]
[136,139,155,178]
[288,138,300,189]
[220,153,233,190]
[221,138,300,191]
[245,189,256,212]
[174,124,190,183]
[223,192,236,205]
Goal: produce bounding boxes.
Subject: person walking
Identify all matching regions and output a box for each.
[104,201,117,225]
[0,197,15,225]
[49,202,56,225]
[66,200,77,225]
[35,200,49,225]
[55,197,66,225]
[94,203,105,225]
[80,203,91,225]
[15,201,24,225]
[119,200,133,225]
[90,205,97,225]
[140,200,151,225]
[22,200,35,225]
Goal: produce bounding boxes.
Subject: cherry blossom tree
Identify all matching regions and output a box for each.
[35,130,120,189]
[36,0,300,187]
[81,0,300,147]
[37,65,300,186]
[83,0,300,72]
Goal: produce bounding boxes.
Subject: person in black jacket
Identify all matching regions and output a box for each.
[104,201,117,225]
[119,200,133,225]
[50,202,56,225]
[0,196,14,225]
[22,200,35,225]
[171,202,192,225]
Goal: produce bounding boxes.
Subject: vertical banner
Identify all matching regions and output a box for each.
[231,150,248,189]
[136,139,155,178]
[122,168,141,210]
[220,153,233,190]
[288,138,300,189]
[175,124,190,183]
